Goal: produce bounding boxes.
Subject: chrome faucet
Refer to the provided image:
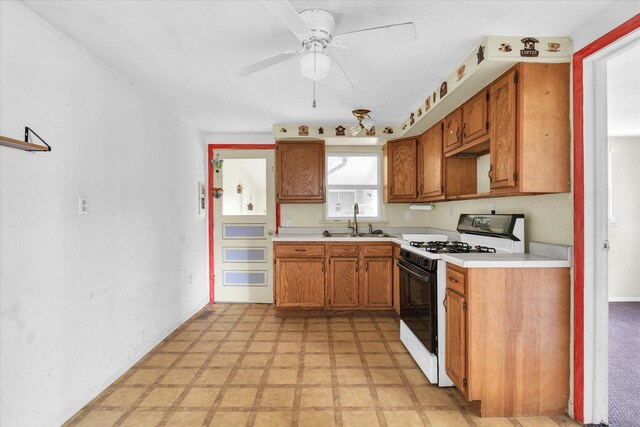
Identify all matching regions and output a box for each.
[353,203,359,234]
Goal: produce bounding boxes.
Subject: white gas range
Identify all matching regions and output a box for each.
[397,214,525,387]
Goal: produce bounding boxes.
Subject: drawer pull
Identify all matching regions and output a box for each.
[448,276,459,283]
[295,249,306,252]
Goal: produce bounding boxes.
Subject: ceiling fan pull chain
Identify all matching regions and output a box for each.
[313,80,317,108]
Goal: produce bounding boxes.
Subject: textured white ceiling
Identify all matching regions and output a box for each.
[608,42,640,137]
[22,0,626,134]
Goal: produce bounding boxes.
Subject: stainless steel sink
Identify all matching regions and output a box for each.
[322,231,393,238]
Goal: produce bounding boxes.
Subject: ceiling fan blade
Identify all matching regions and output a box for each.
[260,0,310,39]
[332,22,416,49]
[328,56,354,88]
[236,51,299,76]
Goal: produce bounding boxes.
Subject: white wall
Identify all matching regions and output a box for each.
[0,3,208,426]
[572,1,640,51]
[608,137,640,300]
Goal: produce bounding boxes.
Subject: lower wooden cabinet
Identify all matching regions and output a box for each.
[274,242,394,311]
[275,258,325,308]
[444,288,467,395]
[362,257,393,308]
[328,257,359,308]
[444,263,570,417]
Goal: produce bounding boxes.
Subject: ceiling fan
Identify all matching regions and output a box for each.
[237,1,416,105]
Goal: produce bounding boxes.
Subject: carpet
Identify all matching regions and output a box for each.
[609,302,640,427]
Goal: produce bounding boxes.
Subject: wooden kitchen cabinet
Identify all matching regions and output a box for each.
[445,288,467,396]
[383,138,417,202]
[489,62,570,194]
[362,256,393,308]
[443,109,462,153]
[328,257,359,308]
[417,122,444,201]
[461,88,489,146]
[275,258,325,308]
[444,263,570,417]
[276,141,325,203]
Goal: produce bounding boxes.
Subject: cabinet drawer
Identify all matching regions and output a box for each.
[329,245,359,257]
[363,245,392,257]
[275,244,325,257]
[446,267,466,295]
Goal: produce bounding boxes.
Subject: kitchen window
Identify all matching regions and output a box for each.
[325,153,381,220]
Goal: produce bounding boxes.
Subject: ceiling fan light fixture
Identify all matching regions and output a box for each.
[300,52,331,81]
[361,116,375,131]
[349,125,363,137]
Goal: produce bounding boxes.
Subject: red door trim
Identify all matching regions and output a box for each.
[207,143,277,303]
[571,14,640,422]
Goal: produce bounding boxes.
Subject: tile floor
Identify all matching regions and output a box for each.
[65,304,581,426]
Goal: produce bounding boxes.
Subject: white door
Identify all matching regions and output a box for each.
[213,149,275,303]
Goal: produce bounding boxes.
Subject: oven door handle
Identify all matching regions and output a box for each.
[396,259,433,282]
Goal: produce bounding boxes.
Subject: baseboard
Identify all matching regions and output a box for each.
[50,298,209,426]
[608,297,640,302]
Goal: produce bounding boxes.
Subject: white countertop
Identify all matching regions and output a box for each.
[272,234,571,268]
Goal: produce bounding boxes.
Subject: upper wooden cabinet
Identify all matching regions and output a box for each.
[383,138,417,202]
[418,122,444,201]
[489,62,570,194]
[276,141,325,203]
[461,88,489,146]
[443,109,463,153]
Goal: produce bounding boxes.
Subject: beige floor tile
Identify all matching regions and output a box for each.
[333,341,359,353]
[75,410,126,427]
[161,341,192,352]
[305,341,331,353]
[365,354,394,367]
[402,368,430,386]
[228,331,253,341]
[412,386,456,407]
[280,331,304,341]
[516,416,564,427]
[267,367,300,384]
[139,387,184,407]
[336,368,368,385]
[247,341,275,353]
[208,353,240,367]
[387,341,408,352]
[370,368,404,384]
[159,368,199,385]
[339,387,375,407]
[179,387,221,408]
[142,353,180,367]
[218,341,247,353]
[334,354,363,367]
[307,323,329,332]
[357,331,384,341]
[242,315,263,323]
[209,323,233,331]
[394,354,419,368]
[189,341,219,353]
[360,342,387,353]
[341,410,380,427]
[283,323,305,331]
[202,331,227,341]
[377,322,400,331]
[376,387,414,407]
[300,387,334,407]
[354,323,378,331]
[424,410,471,426]
[253,411,293,427]
[173,330,202,341]
[301,368,333,385]
[175,353,209,368]
[194,368,231,385]
[254,331,278,341]
[383,410,425,427]
[240,353,270,367]
[307,332,330,341]
[304,353,331,366]
[298,409,336,427]
[120,409,165,426]
[468,413,515,427]
[231,368,265,385]
[259,387,296,407]
[276,341,302,353]
[165,410,208,426]
[332,331,356,341]
[98,387,146,406]
[124,368,165,385]
[234,322,258,331]
[218,387,258,408]
[258,323,281,331]
[209,411,250,426]
[271,353,301,367]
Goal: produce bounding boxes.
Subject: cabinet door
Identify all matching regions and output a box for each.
[489,69,518,190]
[443,109,462,153]
[418,122,444,200]
[276,141,325,202]
[445,288,467,395]
[462,89,489,145]
[275,258,325,308]
[362,257,393,308]
[384,138,417,202]
[329,257,359,308]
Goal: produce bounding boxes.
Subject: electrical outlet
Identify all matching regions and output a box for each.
[449,206,454,218]
[404,210,411,220]
[188,275,193,285]
[282,219,292,227]
[78,197,88,215]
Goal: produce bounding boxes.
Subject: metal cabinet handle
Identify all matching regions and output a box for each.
[488,165,493,183]
[295,249,306,252]
[448,276,459,283]
[443,294,448,312]
[456,127,461,144]
[462,123,467,139]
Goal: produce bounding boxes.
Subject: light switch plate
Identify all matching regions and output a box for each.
[78,197,88,215]
[404,210,411,220]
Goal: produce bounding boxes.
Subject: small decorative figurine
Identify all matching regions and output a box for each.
[237,184,243,194]
[456,65,466,81]
[520,37,540,57]
[298,125,309,136]
[335,126,346,136]
[280,127,287,133]
[498,43,512,52]
[383,127,394,134]
[212,188,224,199]
[440,81,448,98]
[547,42,561,52]
[211,154,223,174]
[417,108,423,117]
[366,126,376,136]
[318,127,324,135]
[425,96,431,112]
[409,112,415,126]
[477,44,485,64]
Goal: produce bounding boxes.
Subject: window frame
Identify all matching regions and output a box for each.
[324,152,383,221]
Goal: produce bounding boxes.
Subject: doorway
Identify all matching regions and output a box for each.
[606,42,640,426]
[209,146,276,303]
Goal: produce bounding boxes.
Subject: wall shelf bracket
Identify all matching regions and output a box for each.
[0,127,52,152]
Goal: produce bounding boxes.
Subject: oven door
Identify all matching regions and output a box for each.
[397,258,438,354]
